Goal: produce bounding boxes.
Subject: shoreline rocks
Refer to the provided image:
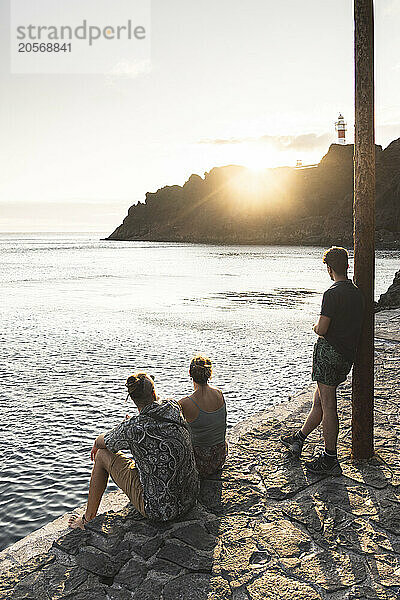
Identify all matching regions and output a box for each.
[376,269,400,311]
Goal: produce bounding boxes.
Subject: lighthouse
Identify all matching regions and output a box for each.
[335,113,347,144]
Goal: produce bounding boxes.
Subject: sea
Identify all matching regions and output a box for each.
[1,232,399,550]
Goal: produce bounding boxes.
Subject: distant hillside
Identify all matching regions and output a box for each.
[107,141,400,248]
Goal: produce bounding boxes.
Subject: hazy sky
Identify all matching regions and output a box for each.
[1,0,400,232]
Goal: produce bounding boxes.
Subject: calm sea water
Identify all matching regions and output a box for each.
[1,233,399,550]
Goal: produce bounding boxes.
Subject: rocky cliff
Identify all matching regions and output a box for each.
[107,141,400,248]
[376,269,400,311]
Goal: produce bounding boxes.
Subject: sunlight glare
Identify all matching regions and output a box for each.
[238,144,275,171]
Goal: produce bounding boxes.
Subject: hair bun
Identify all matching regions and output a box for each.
[189,355,212,384]
[126,372,154,400]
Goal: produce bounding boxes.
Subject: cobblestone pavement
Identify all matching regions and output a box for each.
[1,310,399,600]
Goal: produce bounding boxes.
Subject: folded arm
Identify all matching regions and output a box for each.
[313,315,331,336]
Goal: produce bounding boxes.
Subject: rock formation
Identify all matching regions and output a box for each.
[107,140,400,248]
[376,270,400,311]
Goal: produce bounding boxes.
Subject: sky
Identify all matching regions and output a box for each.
[1,0,400,232]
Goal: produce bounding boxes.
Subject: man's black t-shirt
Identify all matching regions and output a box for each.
[320,279,365,363]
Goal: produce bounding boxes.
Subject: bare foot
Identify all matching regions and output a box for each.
[68,514,85,529]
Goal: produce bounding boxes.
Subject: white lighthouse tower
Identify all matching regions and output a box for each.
[335,113,347,145]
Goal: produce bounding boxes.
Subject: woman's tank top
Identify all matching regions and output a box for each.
[187,397,227,447]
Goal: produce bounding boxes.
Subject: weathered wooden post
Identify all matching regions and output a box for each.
[352,0,375,459]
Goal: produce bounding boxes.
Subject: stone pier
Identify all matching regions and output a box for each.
[1,309,399,600]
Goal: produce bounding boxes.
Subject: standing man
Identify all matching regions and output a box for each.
[281,247,365,475]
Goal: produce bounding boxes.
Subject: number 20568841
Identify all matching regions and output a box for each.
[18,43,72,53]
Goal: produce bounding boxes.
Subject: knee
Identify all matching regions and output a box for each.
[320,396,338,412]
[95,448,110,465]
[318,384,336,406]
[313,394,322,408]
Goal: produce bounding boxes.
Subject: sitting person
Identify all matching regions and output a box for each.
[179,355,227,478]
[69,372,199,529]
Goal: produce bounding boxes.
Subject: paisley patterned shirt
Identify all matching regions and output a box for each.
[104,400,199,521]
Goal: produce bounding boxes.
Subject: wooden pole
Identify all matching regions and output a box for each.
[352,0,375,459]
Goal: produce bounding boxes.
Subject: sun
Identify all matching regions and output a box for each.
[226,157,290,213]
[228,169,269,207]
[236,143,275,171]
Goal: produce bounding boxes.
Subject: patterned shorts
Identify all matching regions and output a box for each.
[312,337,352,387]
[193,443,228,478]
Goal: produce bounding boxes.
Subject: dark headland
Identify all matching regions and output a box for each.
[106,141,400,249]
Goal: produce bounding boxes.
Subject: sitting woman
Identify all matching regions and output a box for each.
[179,355,227,478]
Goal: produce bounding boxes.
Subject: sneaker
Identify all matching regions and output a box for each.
[305,453,342,476]
[280,432,304,458]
